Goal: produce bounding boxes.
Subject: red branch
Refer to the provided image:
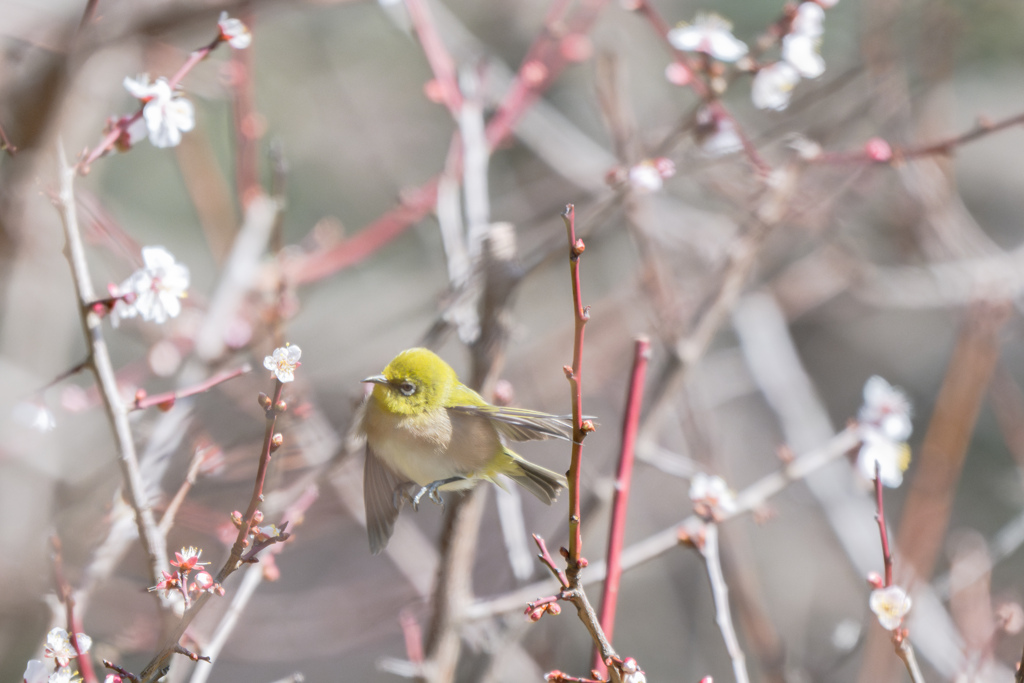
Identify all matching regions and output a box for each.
[228,8,262,207]
[284,178,440,285]
[52,537,98,683]
[594,336,650,675]
[874,461,894,587]
[283,1,611,285]
[562,204,591,570]
[132,364,251,411]
[405,0,463,117]
[400,609,425,666]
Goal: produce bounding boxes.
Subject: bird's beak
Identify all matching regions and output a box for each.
[362,374,388,385]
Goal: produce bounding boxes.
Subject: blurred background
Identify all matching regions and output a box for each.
[3,0,1024,681]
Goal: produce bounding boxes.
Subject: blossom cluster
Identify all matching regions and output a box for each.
[856,376,913,488]
[689,472,737,520]
[752,2,831,110]
[666,2,837,114]
[109,246,190,327]
[23,628,92,683]
[119,13,250,150]
[149,546,224,608]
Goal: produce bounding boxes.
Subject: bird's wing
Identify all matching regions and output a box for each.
[364,444,409,555]
[447,404,576,442]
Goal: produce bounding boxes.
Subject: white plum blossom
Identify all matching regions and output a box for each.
[869,585,912,630]
[696,107,742,157]
[627,158,675,193]
[752,61,800,110]
[110,246,190,326]
[23,660,47,683]
[264,344,302,383]
[44,628,91,668]
[668,13,749,62]
[752,1,830,110]
[123,75,195,148]
[48,670,82,683]
[218,12,252,49]
[858,375,912,441]
[12,401,56,432]
[856,376,913,488]
[628,162,663,193]
[689,472,737,516]
[792,2,825,37]
[858,430,911,487]
[782,34,825,78]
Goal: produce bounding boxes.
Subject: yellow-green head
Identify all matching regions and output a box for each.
[363,347,459,415]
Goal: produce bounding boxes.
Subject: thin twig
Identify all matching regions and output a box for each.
[159,446,209,536]
[874,462,893,588]
[561,204,591,570]
[895,637,926,683]
[698,524,750,683]
[817,109,1024,165]
[133,364,252,411]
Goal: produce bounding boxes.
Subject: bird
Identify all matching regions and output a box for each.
[361,347,572,554]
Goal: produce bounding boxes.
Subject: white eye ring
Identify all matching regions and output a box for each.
[399,381,416,396]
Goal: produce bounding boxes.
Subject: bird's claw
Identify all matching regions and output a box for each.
[411,482,445,511]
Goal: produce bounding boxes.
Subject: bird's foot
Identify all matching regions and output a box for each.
[410,476,465,511]
[393,483,418,510]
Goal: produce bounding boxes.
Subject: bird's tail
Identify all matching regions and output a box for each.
[505,451,567,504]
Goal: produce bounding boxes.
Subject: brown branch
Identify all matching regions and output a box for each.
[138,379,290,682]
[817,109,1024,165]
[54,145,171,590]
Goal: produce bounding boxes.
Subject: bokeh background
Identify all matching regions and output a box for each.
[3,0,1024,681]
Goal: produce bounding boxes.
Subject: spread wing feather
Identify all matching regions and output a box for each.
[447,404,578,442]
[364,444,410,555]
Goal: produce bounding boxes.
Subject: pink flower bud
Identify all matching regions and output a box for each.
[865,137,892,162]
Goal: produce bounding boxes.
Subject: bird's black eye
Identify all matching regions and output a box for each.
[399,381,416,396]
